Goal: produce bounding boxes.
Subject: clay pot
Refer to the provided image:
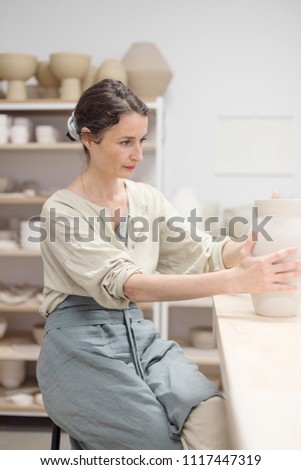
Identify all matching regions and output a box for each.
[251,199,301,317]
[0,53,37,100]
[82,64,97,91]
[1,360,26,389]
[0,55,5,98]
[96,59,128,85]
[32,323,45,345]
[35,61,60,98]
[49,52,91,101]
[122,42,172,98]
[0,316,7,339]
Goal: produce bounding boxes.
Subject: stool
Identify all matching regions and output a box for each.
[51,422,61,450]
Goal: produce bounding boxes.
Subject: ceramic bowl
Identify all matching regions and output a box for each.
[35,125,58,144]
[82,64,97,91]
[189,326,216,349]
[1,360,26,389]
[35,61,60,98]
[49,52,91,100]
[7,393,34,407]
[34,392,44,407]
[0,53,37,81]
[0,240,19,250]
[32,323,45,345]
[0,230,14,241]
[0,177,15,192]
[96,59,128,85]
[0,53,37,100]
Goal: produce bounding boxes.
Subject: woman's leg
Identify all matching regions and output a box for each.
[141,333,220,440]
[180,396,231,450]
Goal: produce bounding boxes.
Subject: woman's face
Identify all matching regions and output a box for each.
[86,112,148,179]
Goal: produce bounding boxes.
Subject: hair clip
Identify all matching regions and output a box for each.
[67,112,80,141]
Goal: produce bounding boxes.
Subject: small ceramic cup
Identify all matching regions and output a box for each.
[7,393,34,407]
[35,125,58,144]
[1,360,26,389]
[10,124,29,144]
[189,326,216,349]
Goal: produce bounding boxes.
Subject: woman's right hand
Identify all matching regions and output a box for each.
[230,239,301,294]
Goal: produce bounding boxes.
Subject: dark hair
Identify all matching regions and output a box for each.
[67,79,149,157]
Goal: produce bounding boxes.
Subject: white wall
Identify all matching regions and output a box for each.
[1,0,301,211]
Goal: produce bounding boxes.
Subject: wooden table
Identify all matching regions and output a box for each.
[213,293,301,449]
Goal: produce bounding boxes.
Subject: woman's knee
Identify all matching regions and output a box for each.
[181,396,232,450]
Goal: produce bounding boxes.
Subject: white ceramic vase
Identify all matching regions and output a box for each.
[251,199,301,317]
[96,59,128,85]
[122,42,172,98]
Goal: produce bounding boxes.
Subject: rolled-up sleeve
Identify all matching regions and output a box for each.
[155,192,228,275]
[41,204,141,310]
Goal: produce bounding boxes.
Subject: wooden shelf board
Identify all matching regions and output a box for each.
[0,97,161,111]
[0,335,41,360]
[0,141,155,152]
[0,195,47,204]
[0,381,46,417]
[0,299,41,313]
[137,302,153,311]
[0,142,81,151]
[0,99,77,111]
[182,346,220,367]
[167,297,213,308]
[0,249,41,256]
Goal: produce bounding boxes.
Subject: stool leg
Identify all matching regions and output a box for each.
[51,422,61,450]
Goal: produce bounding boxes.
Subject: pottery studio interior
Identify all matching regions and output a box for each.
[0,0,301,455]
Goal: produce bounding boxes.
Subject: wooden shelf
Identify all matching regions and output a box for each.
[0,141,155,152]
[0,299,41,313]
[0,98,161,111]
[137,302,153,311]
[0,335,40,361]
[0,381,46,417]
[0,249,41,257]
[0,142,81,151]
[166,297,213,309]
[182,346,220,367]
[0,195,48,204]
[0,99,77,111]
[0,400,46,417]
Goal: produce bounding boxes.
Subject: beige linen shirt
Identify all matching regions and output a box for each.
[39,180,227,317]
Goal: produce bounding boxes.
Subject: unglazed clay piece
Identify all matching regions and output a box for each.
[122,42,172,98]
[251,199,301,317]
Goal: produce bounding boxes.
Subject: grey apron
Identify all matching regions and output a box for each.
[37,295,220,450]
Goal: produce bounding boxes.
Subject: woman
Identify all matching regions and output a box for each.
[37,79,301,450]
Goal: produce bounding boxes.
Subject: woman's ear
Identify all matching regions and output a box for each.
[80,127,93,150]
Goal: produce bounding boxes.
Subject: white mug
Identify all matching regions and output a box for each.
[0,126,9,144]
[10,124,30,144]
[35,125,58,144]
[20,218,42,251]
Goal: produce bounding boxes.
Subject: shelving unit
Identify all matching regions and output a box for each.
[0,97,164,417]
[161,297,221,388]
